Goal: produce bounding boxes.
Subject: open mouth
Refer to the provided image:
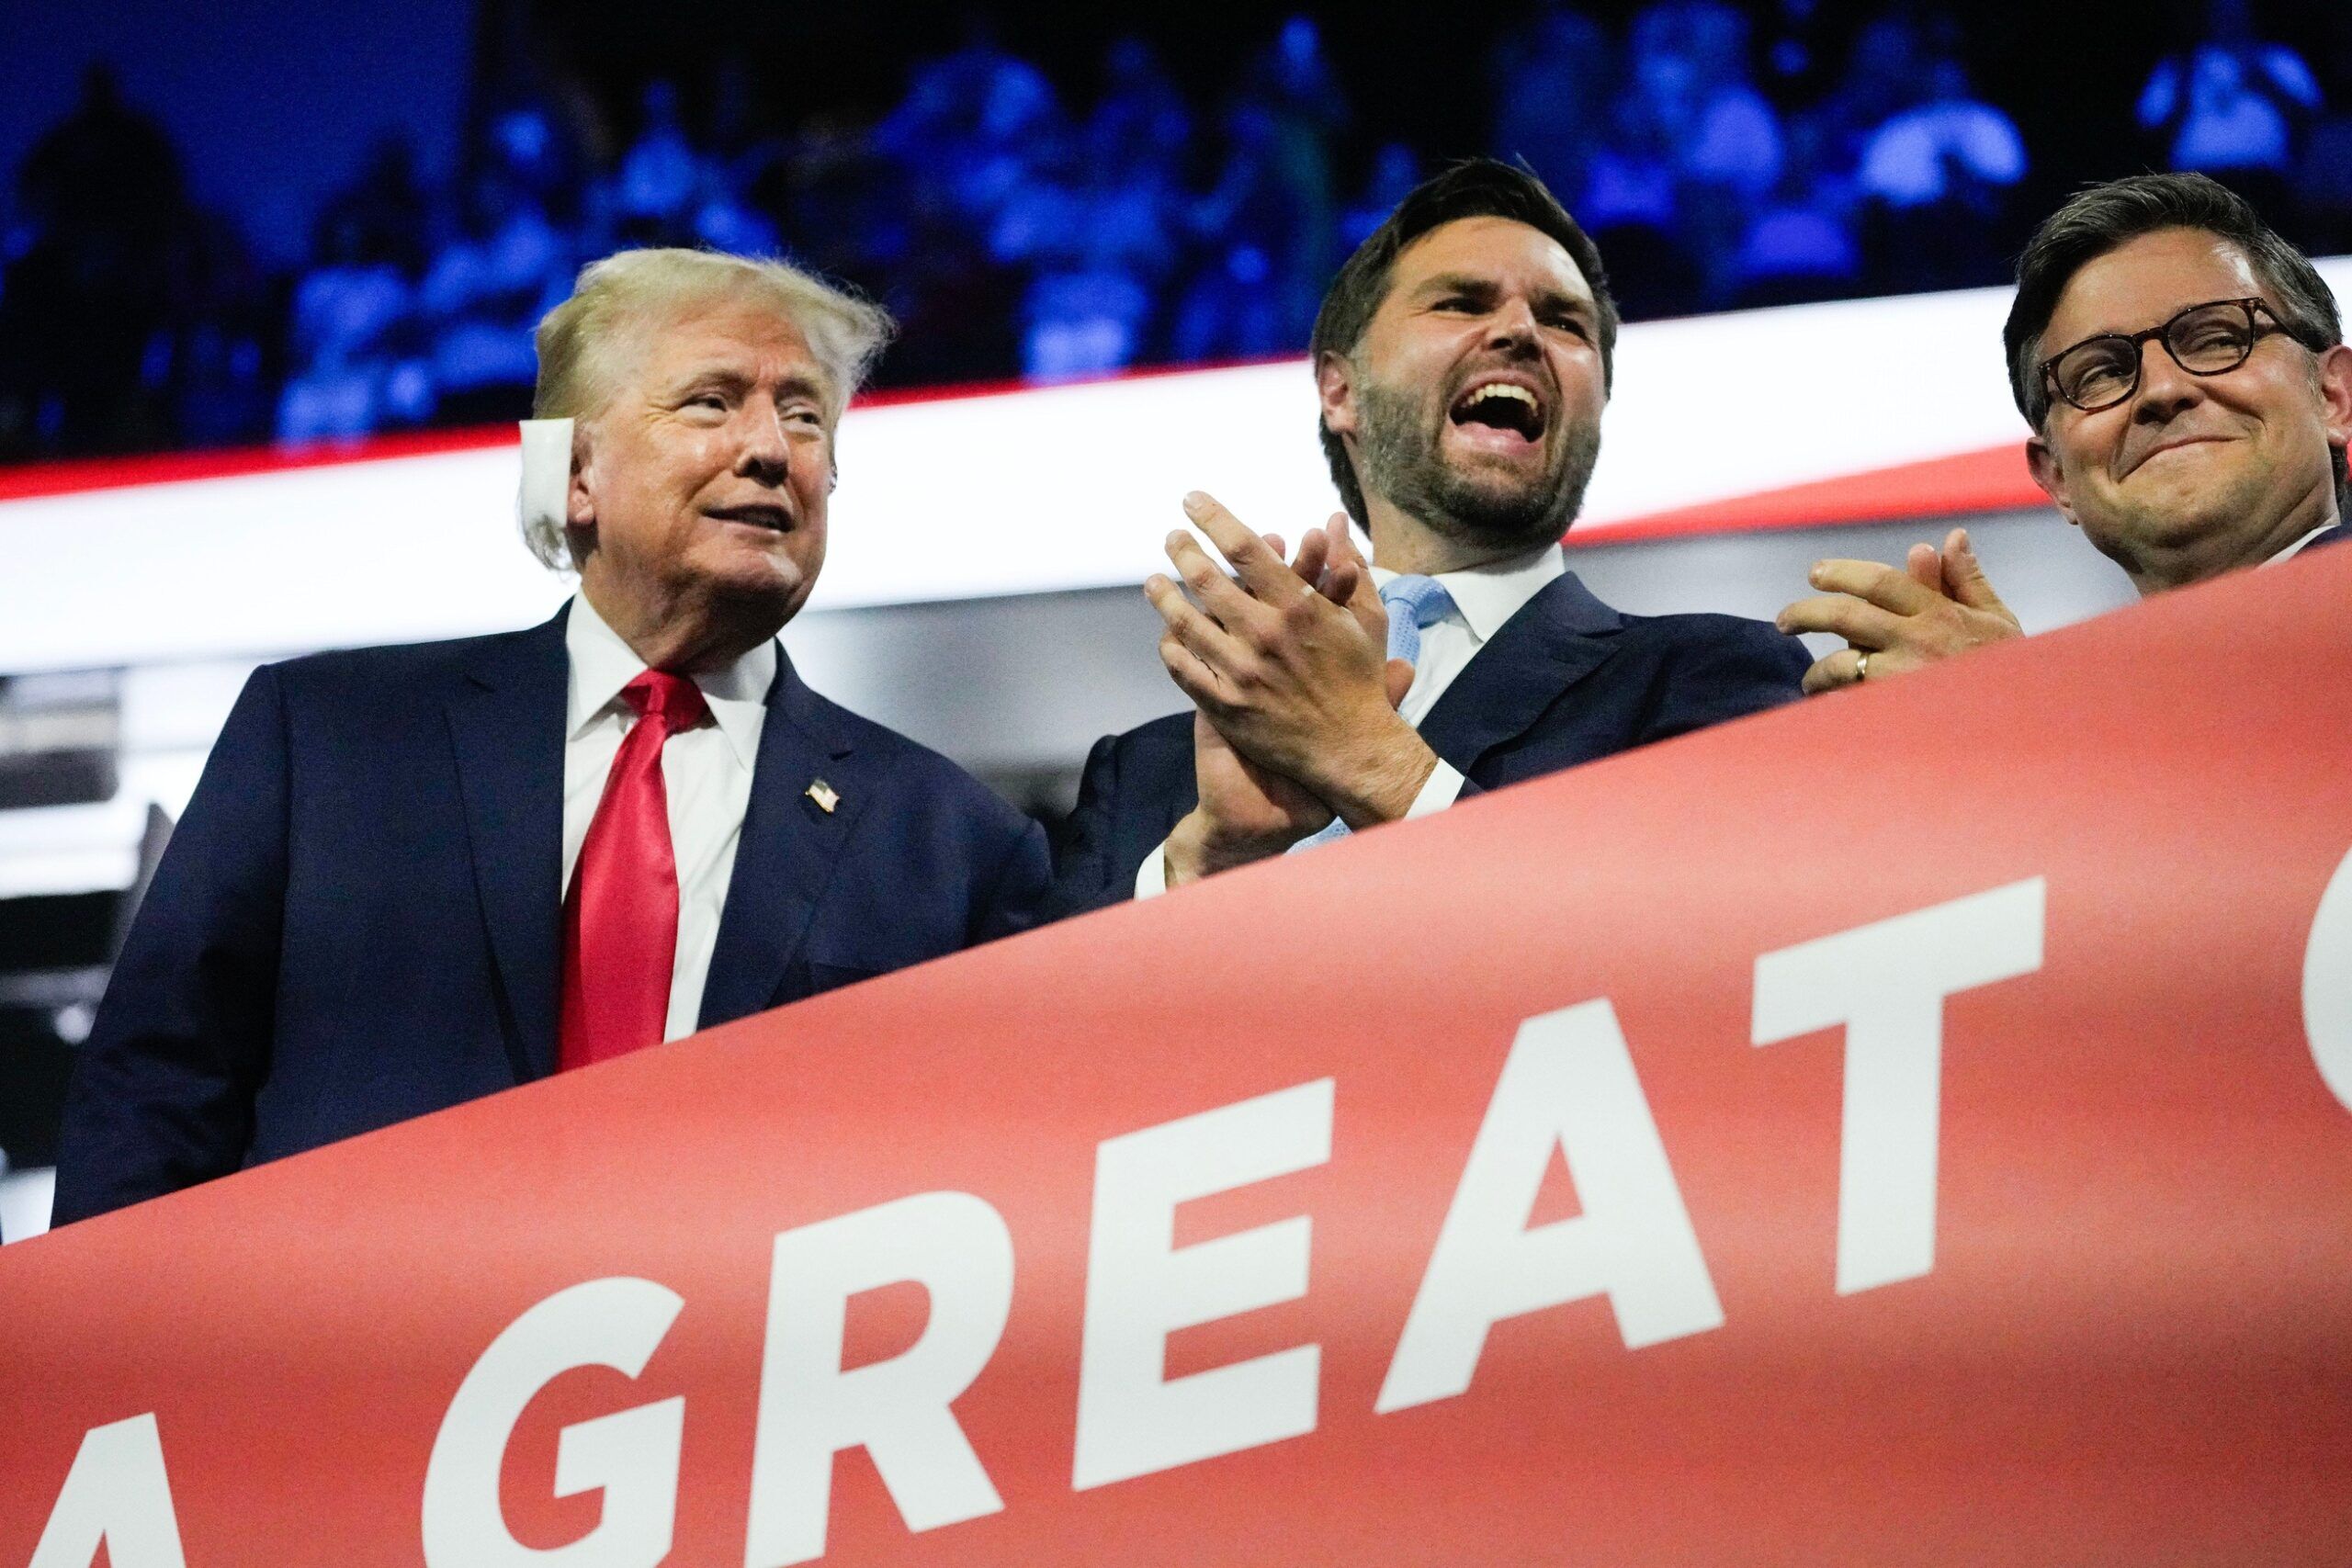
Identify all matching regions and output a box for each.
[707,502,794,533]
[1448,379,1546,447]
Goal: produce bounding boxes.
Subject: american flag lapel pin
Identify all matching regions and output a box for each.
[806,778,840,814]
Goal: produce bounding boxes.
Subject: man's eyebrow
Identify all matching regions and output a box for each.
[1412,272,1498,299]
[1411,273,1595,316]
[664,366,832,403]
[665,366,752,397]
[775,370,831,403]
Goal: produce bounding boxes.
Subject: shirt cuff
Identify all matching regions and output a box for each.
[1135,839,1172,900]
[1406,761,1465,819]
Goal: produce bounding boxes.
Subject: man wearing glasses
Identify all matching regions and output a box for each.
[1779,172,2352,692]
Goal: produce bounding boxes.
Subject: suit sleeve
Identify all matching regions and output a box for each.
[51,664,291,1224]
[967,813,1053,948]
[1635,620,1810,745]
[1040,731,1129,922]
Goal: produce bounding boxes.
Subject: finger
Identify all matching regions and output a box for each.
[1806,558,1941,616]
[1344,564,1387,643]
[1905,542,1942,592]
[1941,526,2013,615]
[1165,530,1272,635]
[1776,592,1904,648]
[1183,490,1300,601]
[1323,512,1366,569]
[1322,514,1388,625]
[1384,655,1414,709]
[1158,627,1229,712]
[1145,572,1250,671]
[1316,517,1366,602]
[1800,646,1869,696]
[1319,557,1360,606]
[1261,532,1287,560]
[1291,526,1331,593]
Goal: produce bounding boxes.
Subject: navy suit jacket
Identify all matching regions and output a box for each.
[1048,570,1808,914]
[54,607,1047,1224]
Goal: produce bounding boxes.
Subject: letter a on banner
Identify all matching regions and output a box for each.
[745,1190,1014,1568]
[1751,877,2045,1295]
[1377,1001,1723,1415]
[28,1413,187,1568]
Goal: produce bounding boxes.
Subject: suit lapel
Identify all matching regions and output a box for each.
[446,608,571,1082]
[1418,570,1625,773]
[699,655,865,1029]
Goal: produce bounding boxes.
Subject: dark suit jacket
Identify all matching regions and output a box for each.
[53,607,1047,1224]
[1048,570,1808,914]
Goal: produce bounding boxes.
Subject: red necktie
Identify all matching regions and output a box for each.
[559,670,709,1072]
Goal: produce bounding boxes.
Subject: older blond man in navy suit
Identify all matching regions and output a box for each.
[57,250,1047,1223]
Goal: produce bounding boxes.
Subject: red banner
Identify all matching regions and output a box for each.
[7,549,2352,1566]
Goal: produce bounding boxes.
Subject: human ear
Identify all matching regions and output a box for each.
[567,424,595,527]
[1316,351,1359,444]
[2024,434,2079,528]
[2316,343,2352,461]
[564,423,602,570]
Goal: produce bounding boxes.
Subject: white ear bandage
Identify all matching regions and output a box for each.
[516,417,575,543]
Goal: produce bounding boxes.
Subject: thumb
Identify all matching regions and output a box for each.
[1385,657,1414,710]
[1941,528,2011,615]
[1326,512,1374,577]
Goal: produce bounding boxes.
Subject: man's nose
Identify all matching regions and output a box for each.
[736,403,792,482]
[2132,335,2206,423]
[1487,299,1542,354]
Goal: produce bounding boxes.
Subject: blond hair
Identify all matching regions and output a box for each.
[524,248,895,568]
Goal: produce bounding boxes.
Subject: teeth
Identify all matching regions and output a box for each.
[1469,384,1538,410]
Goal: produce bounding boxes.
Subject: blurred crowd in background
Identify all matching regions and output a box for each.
[3,0,2350,465]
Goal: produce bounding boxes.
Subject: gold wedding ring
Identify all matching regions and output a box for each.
[1855,650,1871,682]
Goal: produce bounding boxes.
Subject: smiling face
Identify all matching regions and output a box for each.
[2025,228,2352,592]
[569,295,836,666]
[1320,216,1608,566]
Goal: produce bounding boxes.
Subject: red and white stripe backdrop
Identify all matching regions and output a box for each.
[17,267,2346,678]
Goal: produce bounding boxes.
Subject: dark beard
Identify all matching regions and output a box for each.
[1356,379,1600,553]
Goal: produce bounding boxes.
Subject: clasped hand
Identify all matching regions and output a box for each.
[1147,491,1430,885]
[1777,525,2023,694]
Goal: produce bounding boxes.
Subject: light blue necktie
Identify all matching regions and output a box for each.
[1289,574,1455,852]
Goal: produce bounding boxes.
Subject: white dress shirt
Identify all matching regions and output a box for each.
[562,593,775,1042]
[1137,542,1566,897]
[2266,523,2340,565]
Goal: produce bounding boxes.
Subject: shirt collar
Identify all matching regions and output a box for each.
[564,592,775,769]
[1371,543,1566,643]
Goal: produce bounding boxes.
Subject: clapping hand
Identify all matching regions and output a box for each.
[1777,526,2023,694]
[1151,496,1420,886]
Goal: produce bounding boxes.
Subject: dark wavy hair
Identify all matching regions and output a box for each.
[1310,159,1619,526]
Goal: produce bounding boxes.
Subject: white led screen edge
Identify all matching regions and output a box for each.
[2,264,2345,678]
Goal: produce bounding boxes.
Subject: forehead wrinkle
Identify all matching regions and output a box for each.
[627,306,838,409]
[1410,271,1495,298]
[2049,234,2266,342]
